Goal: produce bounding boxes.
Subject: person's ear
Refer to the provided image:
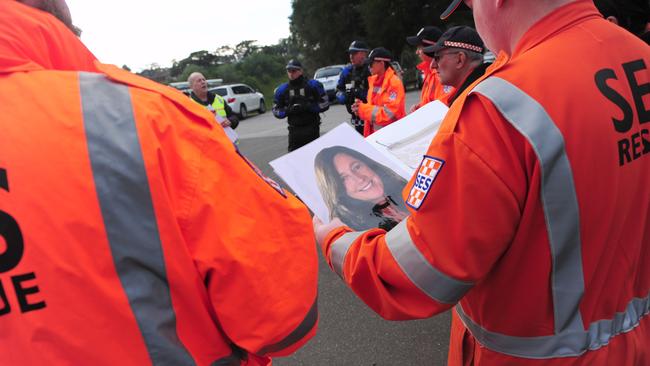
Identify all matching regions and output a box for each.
[456,52,466,68]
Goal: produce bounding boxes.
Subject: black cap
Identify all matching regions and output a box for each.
[406,26,443,46]
[348,40,370,53]
[285,59,303,70]
[364,47,393,65]
[423,26,484,56]
[440,0,463,20]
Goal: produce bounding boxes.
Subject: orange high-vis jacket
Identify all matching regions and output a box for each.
[413,61,453,109]
[321,1,649,365]
[0,2,318,365]
[358,67,406,136]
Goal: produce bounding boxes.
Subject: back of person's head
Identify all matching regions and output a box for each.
[17,0,80,35]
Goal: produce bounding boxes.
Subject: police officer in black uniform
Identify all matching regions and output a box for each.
[273,59,329,151]
[336,41,371,134]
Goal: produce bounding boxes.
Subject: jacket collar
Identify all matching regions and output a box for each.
[417,60,433,75]
[512,0,601,60]
[369,67,397,91]
[448,62,492,105]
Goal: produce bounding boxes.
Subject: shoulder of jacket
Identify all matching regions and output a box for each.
[308,79,323,88]
[274,82,290,95]
[97,64,208,114]
[96,63,212,123]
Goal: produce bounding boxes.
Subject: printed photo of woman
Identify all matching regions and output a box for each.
[314,146,409,231]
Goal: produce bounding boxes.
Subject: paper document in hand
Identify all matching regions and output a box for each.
[214,114,238,144]
[270,123,411,231]
[366,101,448,173]
[223,126,239,144]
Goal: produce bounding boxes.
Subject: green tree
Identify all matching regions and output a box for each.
[290,0,367,71]
[290,0,474,71]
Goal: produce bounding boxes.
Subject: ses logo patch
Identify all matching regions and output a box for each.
[406,156,444,210]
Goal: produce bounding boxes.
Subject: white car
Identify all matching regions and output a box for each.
[314,65,345,102]
[209,83,265,119]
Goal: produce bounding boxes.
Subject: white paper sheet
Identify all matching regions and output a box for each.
[366,101,448,174]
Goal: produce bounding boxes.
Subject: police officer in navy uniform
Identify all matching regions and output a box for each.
[336,41,371,134]
[273,59,329,151]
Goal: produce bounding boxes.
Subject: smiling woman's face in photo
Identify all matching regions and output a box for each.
[333,153,385,203]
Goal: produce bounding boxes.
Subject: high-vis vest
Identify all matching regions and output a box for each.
[210,93,228,118]
[358,67,406,136]
[191,92,228,119]
[414,61,453,109]
[321,1,649,365]
[0,3,318,365]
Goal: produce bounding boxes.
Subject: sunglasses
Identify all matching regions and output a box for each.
[433,51,461,62]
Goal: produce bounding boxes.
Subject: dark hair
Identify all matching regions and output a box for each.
[314,146,408,231]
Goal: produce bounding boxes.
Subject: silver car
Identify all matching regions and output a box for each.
[209,83,265,119]
[314,65,345,102]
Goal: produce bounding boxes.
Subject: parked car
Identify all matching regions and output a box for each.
[170,78,223,97]
[313,65,345,102]
[208,83,265,119]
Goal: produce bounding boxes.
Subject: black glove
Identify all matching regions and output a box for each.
[345,89,355,105]
[229,115,240,129]
[288,103,304,114]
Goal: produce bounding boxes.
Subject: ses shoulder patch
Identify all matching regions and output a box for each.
[406,156,444,210]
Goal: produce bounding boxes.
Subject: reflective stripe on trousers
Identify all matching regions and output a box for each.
[80,72,196,365]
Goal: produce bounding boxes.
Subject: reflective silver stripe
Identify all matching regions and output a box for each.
[456,293,650,359]
[472,77,585,334]
[385,219,474,304]
[330,231,364,279]
[370,106,379,124]
[258,296,318,355]
[80,73,195,365]
[318,94,329,110]
[382,106,396,121]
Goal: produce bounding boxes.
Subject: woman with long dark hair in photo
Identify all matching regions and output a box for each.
[314,146,408,231]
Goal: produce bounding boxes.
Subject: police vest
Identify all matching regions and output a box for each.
[345,65,370,103]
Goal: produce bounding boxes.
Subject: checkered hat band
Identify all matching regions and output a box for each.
[443,41,483,53]
[374,57,391,62]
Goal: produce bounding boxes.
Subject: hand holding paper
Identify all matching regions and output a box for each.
[313,216,345,247]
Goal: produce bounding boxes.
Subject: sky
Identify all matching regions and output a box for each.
[65,0,293,72]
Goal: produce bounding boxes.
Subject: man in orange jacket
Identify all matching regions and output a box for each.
[352,47,406,136]
[314,0,649,364]
[1,1,318,365]
[406,26,453,111]
[424,26,491,106]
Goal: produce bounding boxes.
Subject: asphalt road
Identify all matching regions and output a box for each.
[237,91,451,366]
